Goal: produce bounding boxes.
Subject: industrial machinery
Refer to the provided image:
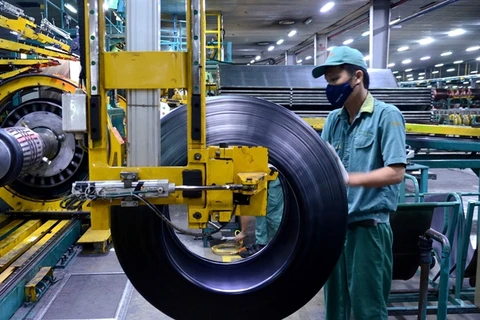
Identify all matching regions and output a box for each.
[0,0,348,319]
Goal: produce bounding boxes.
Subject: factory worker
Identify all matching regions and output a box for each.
[312,46,406,320]
[234,176,284,258]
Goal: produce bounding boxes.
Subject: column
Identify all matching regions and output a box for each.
[126,0,162,166]
[369,0,390,69]
[314,33,328,65]
[285,51,296,65]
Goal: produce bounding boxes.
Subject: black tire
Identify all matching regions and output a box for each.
[111,95,347,319]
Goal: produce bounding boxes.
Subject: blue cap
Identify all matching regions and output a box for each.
[312,46,368,79]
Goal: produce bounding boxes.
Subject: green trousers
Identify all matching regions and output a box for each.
[255,178,284,245]
[324,222,393,320]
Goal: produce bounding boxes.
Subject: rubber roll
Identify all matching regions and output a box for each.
[111,95,348,319]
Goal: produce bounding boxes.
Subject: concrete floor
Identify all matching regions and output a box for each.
[10,168,480,320]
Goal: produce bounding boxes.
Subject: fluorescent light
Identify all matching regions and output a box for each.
[288,30,297,37]
[419,72,425,75]
[250,60,255,64]
[471,71,478,74]
[464,81,470,84]
[405,68,412,72]
[389,18,401,25]
[64,3,77,13]
[477,57,480,61]
[448,28,465,37]
[396,76,401,79]
[420,56,430,60]
[364,55,370,61]
[418,77,425,80]
[402,59,411,64]
[343,39,354,45]
[453,60,463,64]
[255,55,261,61]
[305,56,312,60]
[388,63,395,67]
[418,37,434,45]
[398,46,409,52]
[432,71,439,74]
[407,78,414,81]
[320,2,335,13]
[392,71,399,74]
[268,45,275,51]
[447,68,455,72]
[362,31,370,37]
[276,39,284,45]
[466,46,480,52]
[441,51,452,56]
[297,59,303,63]
[435,63,444,67]
[477,80,480,83]
[406,74,413,77]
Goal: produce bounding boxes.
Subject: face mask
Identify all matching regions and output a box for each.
[326,78,359,107]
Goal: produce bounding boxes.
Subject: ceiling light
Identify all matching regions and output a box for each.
[256,41,270,46]
[432,71,439,74]
[255,55,261,61]
[398,46,409,52]
[420,56,430,60]
[320,2,335,13]
[418,77,425,80]
[362,31,370,37]
[454,60,463,64]
[435,63,444,67]
[389,17,401,25]
[405,68,412,72]
[276,39,284,45]
[288,30,297,37]
[297,59,303,63]
[303,17,313,25]
[418,37,434,45]
[406,74,413,77]
[448,28,465,37]
[402,59,411,64]
[464,81,470,84]
[279,20,295,25]
[327,47,335,51]
[471,71,478,74]
[441,51,452,56]
[407,78,414,81]
[477,57,480,61]
[364,55,370,61]
[477,80,480,83]
[305,56,312,60]
[396,76,401,79]
[343,39,354,45]
[466,46,480,52]
[64,3,77,13]
[250,60,255,64]
[447,68,455,72]
[419,72,425,75]
[268,45,275,51]
[388,63,395,67]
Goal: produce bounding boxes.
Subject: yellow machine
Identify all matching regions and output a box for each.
[0,0,349,318]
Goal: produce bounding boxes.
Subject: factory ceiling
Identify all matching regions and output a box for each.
[7,0,480,80]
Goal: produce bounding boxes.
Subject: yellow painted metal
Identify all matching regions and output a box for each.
[0,59,53,66]
[102,51,188,89]
[0,16,70,52]
[0,214,7,224]
[0,39,74,61]
[205,12,222,60]
[0,220,23,238]
[13,220,70,267]
[77,229,111,253]
[0,220,58,272]
[0,66,31,80]
[302,117,326,130]
[0,220,41,257]
[25,267,53,302]
[0,266,15,284]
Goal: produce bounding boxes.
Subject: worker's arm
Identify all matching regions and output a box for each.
[235,215,254,242]
[349,108,407,188]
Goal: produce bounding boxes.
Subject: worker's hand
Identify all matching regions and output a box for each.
[326,143,349,186]
[234,231,247,243]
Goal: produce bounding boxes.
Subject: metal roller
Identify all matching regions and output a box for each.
[111,95,348,319]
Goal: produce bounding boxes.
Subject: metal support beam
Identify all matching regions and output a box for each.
[285,51,296,65]
[126,0,161,166]
[314,33,328,65]
[369,0,390,69]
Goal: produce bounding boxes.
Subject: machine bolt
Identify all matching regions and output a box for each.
[57,134,66,141]
[194,153,202,160]
[215,151,221,157]
[193,212,202,219]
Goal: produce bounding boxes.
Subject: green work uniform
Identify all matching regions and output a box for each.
[255,178,284,245]
[321,93,407,320]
